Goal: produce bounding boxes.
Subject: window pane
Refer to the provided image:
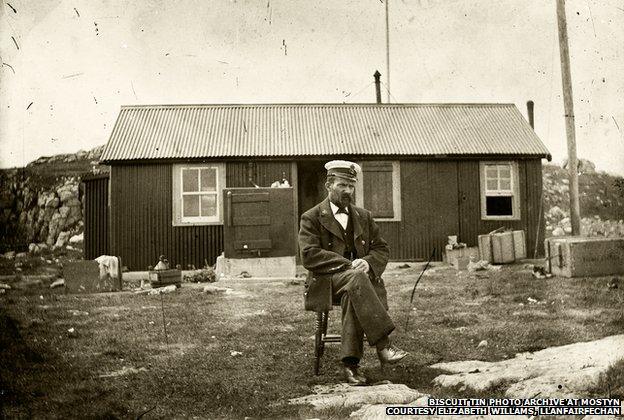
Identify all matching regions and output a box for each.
[486,180,498,190]
[200,168,217,192]
[486,167,498,179]
[200,194,217,217]
[183,195,200,217]
[486,196,513,216]
[499,167,511,179]
[499,179,511,190]
[182,169,199,192]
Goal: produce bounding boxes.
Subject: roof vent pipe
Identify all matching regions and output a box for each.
[374,70,382,104]
[527,100,535,129]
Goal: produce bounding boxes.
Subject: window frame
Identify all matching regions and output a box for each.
[172,163,226,226]
[355,160,402,222]
[479,161,521,221]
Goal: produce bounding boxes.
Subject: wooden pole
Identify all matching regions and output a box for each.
[556,0,581,235]
[385,0,390,103]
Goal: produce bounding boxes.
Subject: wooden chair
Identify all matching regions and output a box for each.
[313,309,341,375]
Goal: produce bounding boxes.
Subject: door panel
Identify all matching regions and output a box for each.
[223,187,295,258]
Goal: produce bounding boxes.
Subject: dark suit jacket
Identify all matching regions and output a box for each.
[298,198,390,312]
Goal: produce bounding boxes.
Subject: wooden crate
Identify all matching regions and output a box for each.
[545,236,624,277]
[443,247,479,270]
[148,269,181,288]
[478,230,526,263]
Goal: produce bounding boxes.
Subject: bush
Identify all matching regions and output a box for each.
[183,268,216,283]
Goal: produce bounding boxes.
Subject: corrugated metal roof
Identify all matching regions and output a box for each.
[100,103,551,162]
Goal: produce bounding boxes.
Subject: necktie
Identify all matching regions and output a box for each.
[336,207,348,214]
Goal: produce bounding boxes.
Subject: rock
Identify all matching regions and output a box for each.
[289,384,424,411]
[54,231,71,248]
[15,252,28,259]
[431,334,624,398]
[467,260,489,272]
[2,251,15,260]
[28,243,39,254]
[0,283,11,290]
[148,285,177,295]
[552,227,565,237]
[50,278,65,288]
[68,309,89,316]
[99,366,148,378]
[69,233,83,244]
[57,183,78,204]
[230,350,243,357]
[275,324,295,333]
[477,340,488,348]
[45,194,60,209]
[203,285,232,294]
[607,277,620,289]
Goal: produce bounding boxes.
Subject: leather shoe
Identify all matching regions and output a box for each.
[343,365,367,386]
[377,344,409,365]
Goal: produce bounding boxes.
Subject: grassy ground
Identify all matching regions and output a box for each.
[1,262,623,419]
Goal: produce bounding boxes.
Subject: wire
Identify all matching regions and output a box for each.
[379,80,400,103]
[344,82,375,103]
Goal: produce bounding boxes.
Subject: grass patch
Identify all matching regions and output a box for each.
[1,263,623,418]
[589,359,624,400]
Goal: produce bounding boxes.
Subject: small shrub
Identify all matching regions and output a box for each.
[183,268,216,283]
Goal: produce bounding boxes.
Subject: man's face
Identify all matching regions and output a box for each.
[326,177,356,208]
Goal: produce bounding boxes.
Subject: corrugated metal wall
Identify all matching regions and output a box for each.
[109,160,293,270]
[396,161,460,261]
[110,164,223,270]
[226,161,292,187]
[524,159,545,257]
[396,158,543,261]
[83,175,110,259]
[108,158,543,268]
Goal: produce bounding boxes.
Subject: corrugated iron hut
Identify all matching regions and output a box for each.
[91,102,551,270]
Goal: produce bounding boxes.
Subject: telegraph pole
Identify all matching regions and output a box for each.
[556,0,581,235]
[385,0,391,103]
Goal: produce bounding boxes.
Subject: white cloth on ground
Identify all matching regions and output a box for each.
[95,255,120,279]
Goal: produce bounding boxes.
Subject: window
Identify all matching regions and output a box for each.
[172,163,226,225]
[480,161,520,220]
[355,161,401,221]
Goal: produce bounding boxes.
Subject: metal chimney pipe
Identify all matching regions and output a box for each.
[374,70,382,104]
[527,100,535,129]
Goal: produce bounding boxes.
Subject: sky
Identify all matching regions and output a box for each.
[1,0,623,174]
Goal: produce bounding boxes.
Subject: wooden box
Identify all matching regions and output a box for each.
[443,247,479,270]
[149,269,182,288]
[545,236,624,278]
[478,230,526,263]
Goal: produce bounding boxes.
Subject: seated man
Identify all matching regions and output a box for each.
[298,160,408,385]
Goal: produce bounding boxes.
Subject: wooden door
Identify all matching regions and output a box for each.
[223,187,296,258]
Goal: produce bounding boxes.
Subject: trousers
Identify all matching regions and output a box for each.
[331,269,395,361]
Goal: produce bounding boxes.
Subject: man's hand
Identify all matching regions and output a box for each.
[351,258,370,273]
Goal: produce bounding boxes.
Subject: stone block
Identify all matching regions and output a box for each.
[215,255,296,279]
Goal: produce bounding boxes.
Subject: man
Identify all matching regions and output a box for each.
[298,160,408,385]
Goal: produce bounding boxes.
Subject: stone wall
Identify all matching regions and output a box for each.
[0,145,106,253]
